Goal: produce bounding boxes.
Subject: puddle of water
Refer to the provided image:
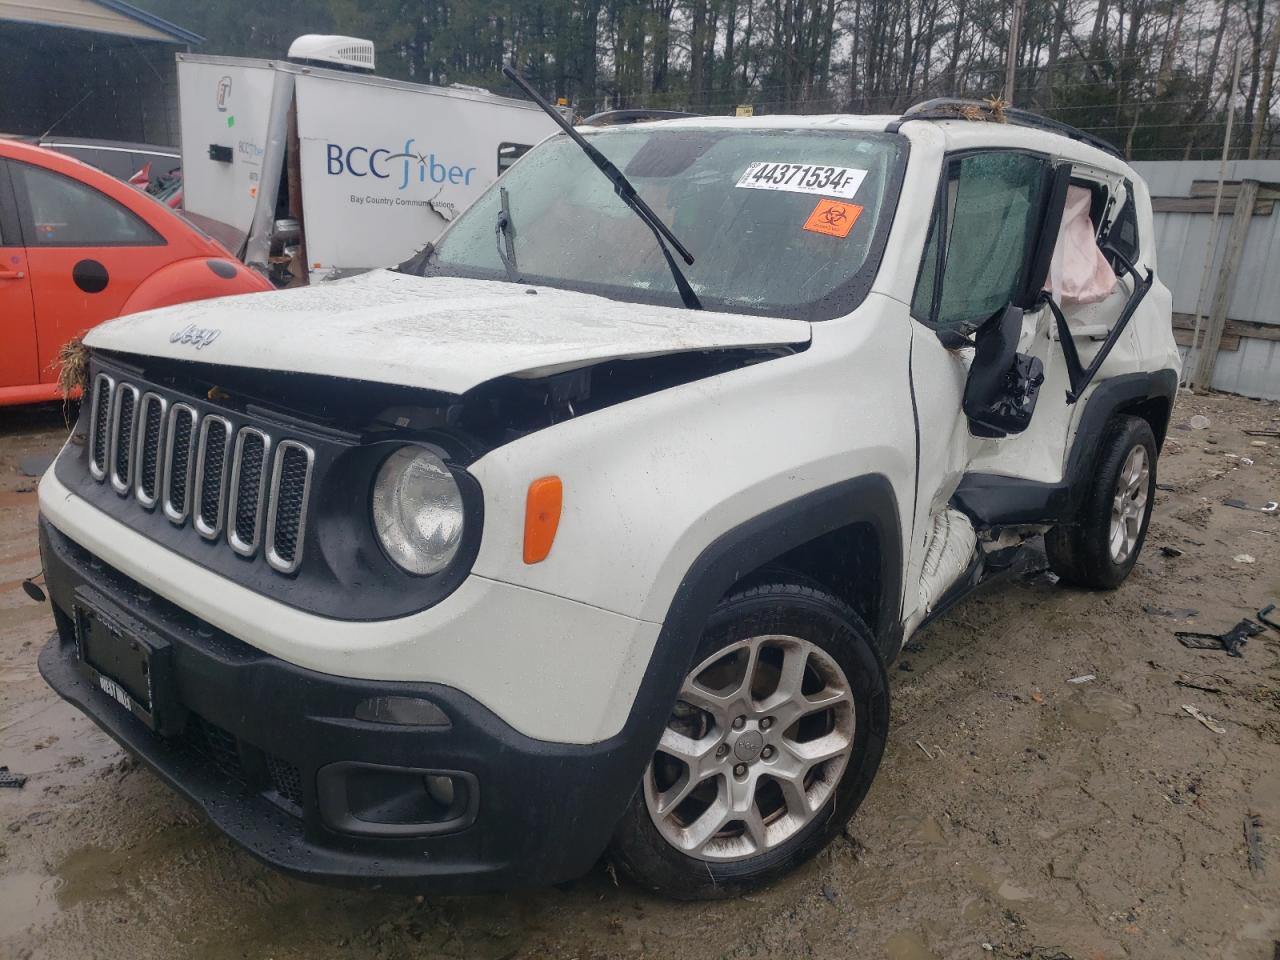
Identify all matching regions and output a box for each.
[894,814,949,847]
[965,860,1060,924]
[0,871,62,941]
[52,826,209,911]
[1061,690,1140,732]
[884,931,939,960]
[55,845,130,910]
[996,879,1036,902]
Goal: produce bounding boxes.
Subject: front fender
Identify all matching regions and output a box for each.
[120,257,273,317]
[466,295,917,627]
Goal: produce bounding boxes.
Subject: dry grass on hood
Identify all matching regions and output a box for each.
[54,336,89,426]
[55,336,89,399]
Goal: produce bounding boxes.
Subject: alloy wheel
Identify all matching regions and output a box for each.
[1108,444,1149,564]
[644,634,856,862]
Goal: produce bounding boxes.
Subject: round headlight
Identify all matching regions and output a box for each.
[371,447,465,575]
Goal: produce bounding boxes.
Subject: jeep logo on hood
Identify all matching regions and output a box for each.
[170,323,221,350]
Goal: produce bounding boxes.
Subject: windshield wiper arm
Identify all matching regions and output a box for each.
[495,186,520,283]
[501,65,701,310]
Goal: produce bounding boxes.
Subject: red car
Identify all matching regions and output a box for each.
[0,140,271,406]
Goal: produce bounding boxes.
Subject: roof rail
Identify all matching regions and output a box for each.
[886,98,1123,160]
[580,109,701,126]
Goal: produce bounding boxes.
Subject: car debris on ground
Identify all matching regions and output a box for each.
[1174,673,1229,694]
[1244,812,1265,878]
[1258,603,1280,632]
[1181,705,1226,735]
[1175,619,1265,657]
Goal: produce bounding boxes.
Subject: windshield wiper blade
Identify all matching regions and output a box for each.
[501,65,701,310]
[495,186,520,283]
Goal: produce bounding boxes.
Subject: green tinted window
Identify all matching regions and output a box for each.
[913,152,1047,331]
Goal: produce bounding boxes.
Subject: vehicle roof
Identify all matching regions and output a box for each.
[577,113,901,134]
[37,136,179,157]
[576,112,1135,178]
[0,136,109,171]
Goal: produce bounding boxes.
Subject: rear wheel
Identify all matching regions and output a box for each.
[610,581,889,899]
[1046,414,1157,589]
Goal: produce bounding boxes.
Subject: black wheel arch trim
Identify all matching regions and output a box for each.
[658,473,901,663]
[951,368,1178,528]
[626,473,903,754]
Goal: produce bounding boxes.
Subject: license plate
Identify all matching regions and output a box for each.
[73,587,179,734]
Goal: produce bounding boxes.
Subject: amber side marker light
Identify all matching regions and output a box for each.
[523,476,563,564]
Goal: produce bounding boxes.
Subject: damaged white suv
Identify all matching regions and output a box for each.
[37,92,1178,899]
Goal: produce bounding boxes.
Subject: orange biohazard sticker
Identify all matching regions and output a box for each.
[803,199,863,238]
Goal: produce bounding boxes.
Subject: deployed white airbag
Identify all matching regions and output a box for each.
[1045,185,1116,305]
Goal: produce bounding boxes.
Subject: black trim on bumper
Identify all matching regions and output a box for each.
[37,518,641,892]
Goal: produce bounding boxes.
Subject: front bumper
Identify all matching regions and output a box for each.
[37,518,651,891]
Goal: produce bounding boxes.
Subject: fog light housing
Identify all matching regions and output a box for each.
[317,762,478,838]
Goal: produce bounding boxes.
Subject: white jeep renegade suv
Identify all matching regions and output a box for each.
[37,96,1178,899]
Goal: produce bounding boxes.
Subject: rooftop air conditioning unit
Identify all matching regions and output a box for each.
[287,35,375,73]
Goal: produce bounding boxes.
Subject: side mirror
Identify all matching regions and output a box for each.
[1014,162,1072,309]
[962,304,1045,438]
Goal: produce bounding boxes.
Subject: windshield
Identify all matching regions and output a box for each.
[422,127,906,321]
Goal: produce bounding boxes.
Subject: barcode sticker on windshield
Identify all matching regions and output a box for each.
[735,162,868,199]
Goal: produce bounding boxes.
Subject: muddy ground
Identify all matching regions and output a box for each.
[2,391,1278,960]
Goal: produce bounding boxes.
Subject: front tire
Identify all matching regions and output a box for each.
[1046,414,1157,589]
[610,581,889,899]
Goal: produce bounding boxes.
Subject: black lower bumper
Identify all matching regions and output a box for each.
[37,518,647,892]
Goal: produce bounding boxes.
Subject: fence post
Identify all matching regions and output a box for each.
[1191,179,1259,391]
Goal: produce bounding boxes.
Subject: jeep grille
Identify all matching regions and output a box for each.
[88,372,315,574]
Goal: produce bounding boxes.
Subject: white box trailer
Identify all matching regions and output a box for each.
[176,45,559,284]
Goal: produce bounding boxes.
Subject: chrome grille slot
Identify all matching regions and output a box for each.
[193,416,232,539]
[134,393,167,508]
[265,441,314,574]
[163,404,197,524]
[82,365,319,577]
[109,383,140,495]
[88,373,113,481]
[228,428,270,556]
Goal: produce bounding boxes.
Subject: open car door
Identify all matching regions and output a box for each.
[900,150,1072,629]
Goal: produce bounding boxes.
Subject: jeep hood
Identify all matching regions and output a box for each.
[88,270,811,395]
